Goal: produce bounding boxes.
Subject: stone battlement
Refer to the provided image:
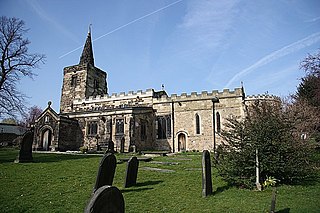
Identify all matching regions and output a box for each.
[73,87,245,105]
[73,89,155,104]
[245,94,280,101]
[154,88,243,103]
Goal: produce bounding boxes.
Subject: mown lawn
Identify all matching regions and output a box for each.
[0,148,319,213]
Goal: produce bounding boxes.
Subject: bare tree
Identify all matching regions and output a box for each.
[20,105,42,127]
[300,50,320,77]
[0,16,45,119]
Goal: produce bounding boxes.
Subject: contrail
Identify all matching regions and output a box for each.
[59,0,184,59]
[225,32,320,88]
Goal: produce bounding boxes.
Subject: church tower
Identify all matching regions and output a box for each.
[60,28,108,113]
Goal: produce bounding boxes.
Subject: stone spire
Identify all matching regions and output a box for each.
[79,25,94,66]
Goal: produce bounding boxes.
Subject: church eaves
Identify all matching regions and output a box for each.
[79,27,94,66]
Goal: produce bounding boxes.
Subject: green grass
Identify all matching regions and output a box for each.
[0,148,319,213]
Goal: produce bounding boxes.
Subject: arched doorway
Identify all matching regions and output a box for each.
[178,133,186,152]
[42,129,52,151]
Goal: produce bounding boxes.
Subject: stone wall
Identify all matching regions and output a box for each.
[152,88,245,152]
[58,117,83,151]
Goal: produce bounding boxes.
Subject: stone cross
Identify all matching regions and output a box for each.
[84,185,125,213]
[93,153,116,192]
[202,150,213,197]
[124,156,139,188]
[14,130,34,163]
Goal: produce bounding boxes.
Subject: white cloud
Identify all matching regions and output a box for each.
[179,0,239,51]
[305,16,320,23]
[225,32,320,88]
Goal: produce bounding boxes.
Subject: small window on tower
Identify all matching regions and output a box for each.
[94,79,99,90]
[71,75,77,87]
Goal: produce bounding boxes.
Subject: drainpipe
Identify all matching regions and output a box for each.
[171,101,175,153]
[212,98,219,155]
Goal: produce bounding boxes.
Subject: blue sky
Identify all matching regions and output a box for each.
[1,0,320,112]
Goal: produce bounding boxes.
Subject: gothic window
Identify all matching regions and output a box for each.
[157,115,171,139]
[87,121,98,136]
[216,112,221,133]
[141,121,146,141]
[116,119,124,135]
[106,119,112,134]
[71,75,77,87]
[195,113,201,134]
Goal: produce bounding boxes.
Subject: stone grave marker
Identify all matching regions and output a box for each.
[93,153,116,192]
[270,188,277,213]
[14,130,34,163]
[124,156,139,188]
[84,185,125,213]
[106,140,115,153]
[202,150,212,197]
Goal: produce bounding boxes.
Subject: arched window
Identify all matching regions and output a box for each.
[116,119,124,135]
[87,121,98,135]
[195,113,200,134]
[71,75,77,87]
[156,115,171,139]
[216,112,221,133]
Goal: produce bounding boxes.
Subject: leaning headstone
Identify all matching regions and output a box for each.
[14,130,34,163]
[124,156,139,188]
[84,185,125,213]
[270,188,277,213]
[93,153,117,192]
[202,150,212,197]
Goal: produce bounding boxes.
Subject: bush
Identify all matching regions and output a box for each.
[215,101,315,188]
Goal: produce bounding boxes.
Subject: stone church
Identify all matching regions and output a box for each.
[33,30,277,153]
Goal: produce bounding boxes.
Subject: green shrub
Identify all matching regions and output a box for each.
[215,101,315,188]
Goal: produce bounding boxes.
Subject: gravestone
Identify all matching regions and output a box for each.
[93,153,116,192]
[106,140,114,153]
[124,156,139,188]
[270,188,277,213]
[202,150,212,197]
[84,185,125,213]
[14,129,34,163]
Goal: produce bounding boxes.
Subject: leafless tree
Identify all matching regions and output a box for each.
[20,105,43,127]
[300,50,320,77]
[0,16,45,119]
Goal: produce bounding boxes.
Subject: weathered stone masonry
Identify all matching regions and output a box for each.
[33,30,277,152]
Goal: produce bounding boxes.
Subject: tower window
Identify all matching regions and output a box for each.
[195,113,201,134]
[71,75,77,87]
[94,79,99,90]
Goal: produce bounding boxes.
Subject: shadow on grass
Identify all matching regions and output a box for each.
[276,208,290,213]
[120,180,163,193]
[121,187,154,193]
[212,184,232,196]
[32,153,100,163]
[0,148,19,163]
[135,180,163,187]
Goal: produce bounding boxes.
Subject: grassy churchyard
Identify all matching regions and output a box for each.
[0,148,319,213]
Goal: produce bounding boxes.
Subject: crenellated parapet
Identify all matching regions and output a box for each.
[245,94,281,102]
[153,88,244,103]
[73,88,155,105]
